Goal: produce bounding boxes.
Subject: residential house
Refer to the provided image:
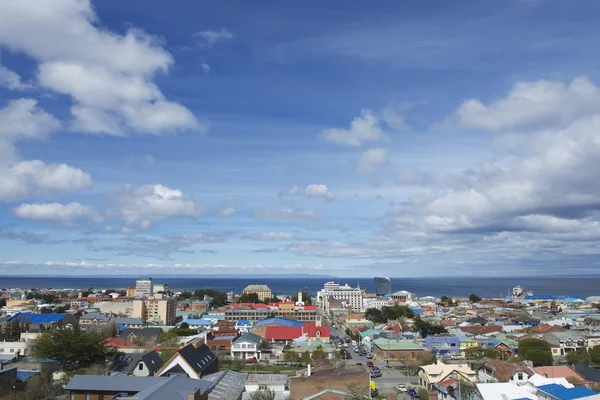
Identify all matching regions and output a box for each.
[112,350,163,376]
[65,374,211,400]
[512,316,541,327]
[120,327,163,344]
[372,338,430,360]
[289,340,336,359]
[289,366,370,400]
[544,331,588,358]
[424,335,461,357]
[418,360,477,391]
[202,370,248,400]
[79,312,112,328]
[112,317,145,329]
[244,374,288,396]
[235,319,252,333]
[206,335,236,356]
[574,363,600,384]
[6,313,76,331]
[456,334,479,357]
[534,366,586,384]
[477,360,535,383]
[231,332,262,360]
[155,343,218,379]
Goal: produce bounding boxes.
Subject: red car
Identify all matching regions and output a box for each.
[346,354,352,359]
[246,357,258,363]
[367,361,374,367]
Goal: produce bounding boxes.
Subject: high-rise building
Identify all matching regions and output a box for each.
[316,282,363,312]
[242,285,272,301]
[374,277,392,296]
[135,277,154,298]
[132,294,177,325]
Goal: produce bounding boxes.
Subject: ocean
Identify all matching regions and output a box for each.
[0,275,599,299]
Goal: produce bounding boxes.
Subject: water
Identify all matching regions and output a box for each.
[0,275,599,299]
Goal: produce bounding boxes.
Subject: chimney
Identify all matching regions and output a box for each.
[307,363,311,377]
[15,350,21,361]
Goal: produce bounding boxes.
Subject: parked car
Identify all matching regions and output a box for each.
[370,370,382,378]
[371,389,379,397]
[366,353,373,359]
[356,362,363,366]
[246,357,258,364]
[367,361,374,367]
[395,384,407,392]
[346,353,352,359]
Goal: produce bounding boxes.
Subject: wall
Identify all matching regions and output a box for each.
[289,370,369,400]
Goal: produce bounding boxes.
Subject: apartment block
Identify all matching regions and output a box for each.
[132,294,177,325]
[242,285,272,301]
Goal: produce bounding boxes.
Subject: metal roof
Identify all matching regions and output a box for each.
[7,313,68,324]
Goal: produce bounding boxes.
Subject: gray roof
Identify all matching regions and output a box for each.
[124,374,211,400]
[65,375,163,392]
[243,285,271,292]
[233,332,261,345]
[113,318,145,325]
[80,313,111,322]
[120,328,163,339]
[202,370,248,400]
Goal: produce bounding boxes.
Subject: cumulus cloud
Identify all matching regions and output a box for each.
[116,184,202,223]
[0,98,61,142]
[321,109,388,147]
[0,160,92,202]
[0,63,31,90]
[305,184,333,199]
[13,202,97,226]
[200,63,211,73]
[278,185,299,198]
[0,0,202,135]
[355,147,389,174]
[396,169,432,186]
[193,28,234,47]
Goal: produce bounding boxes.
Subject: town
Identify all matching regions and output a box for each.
[0,277,600,400]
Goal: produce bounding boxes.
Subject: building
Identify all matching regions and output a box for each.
[111,350,163,376]
[419,360,477,391]
[477,360,535,383]
[79,312,112,328]
[362,296,392,311]
[231,332,262,360]
[65,374,211,400]
[244,374,288,397]
[316,282,363,313]
[224,307,319,324]
[372,338,430,360]
[391,290,415,303]
[289,366,370,400]
[424,335,461,357]
[132,294,177,325]
[374,277,391,296]
[126,286,136,297]
[6,313,77,331]
[155,343,218,379]
[135,277,154,298]
[153,283,169,294]
[242,285,272,302]
[544,331,588,358]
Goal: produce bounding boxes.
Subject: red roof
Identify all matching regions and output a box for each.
[305,325,330,338]
[230,303,268,309]
[265,326,303,341]
[459,325,503,335]
[302,305,317,311]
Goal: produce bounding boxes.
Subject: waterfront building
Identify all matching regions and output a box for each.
[132,294,177,325]
[374,277,391,296]
[152,283,168,294]
[391,290,415,303]
[316,282,363,313]
[135,277,153,298]
[242,284,272,301]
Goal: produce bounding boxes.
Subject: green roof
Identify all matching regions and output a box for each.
[373,339,423,351]
[291,340,335,352]
[359,329,381,338]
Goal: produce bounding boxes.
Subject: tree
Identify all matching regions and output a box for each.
[179,291,193,300]
[301,351,311,366]
[440,296,451,305]
[284,350,299,364]
[413,316,447,338]
[365,308,384,323]
[566,348,590,365]
[591,345,600,365]
[237,292,261,304]
[249,390,276,400]
[32,326,118,372]
[3,319,24,341]
[469,293,482,303]
[53,305,68,314]
[518,339,553,366]
[312,345,326,362]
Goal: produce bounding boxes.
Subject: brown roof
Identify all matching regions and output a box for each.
[459,325,503,335]
[482,360,535,382]
[531,324,563,334]
[534,366,585,382]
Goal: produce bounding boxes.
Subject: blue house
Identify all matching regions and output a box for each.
[424,335,460,357]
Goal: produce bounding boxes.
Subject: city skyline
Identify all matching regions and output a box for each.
[1,0,600,277]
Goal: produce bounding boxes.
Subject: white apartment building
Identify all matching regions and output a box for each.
[362,296,393,312]
[135,278,154,298]
[316,281,363,313]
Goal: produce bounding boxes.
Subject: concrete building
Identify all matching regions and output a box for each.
[391,290,416,303]
[153,283,168,294]
[289,366,370,400]
[316,282,363,313]
[126,286,136,297]
[374,277,391,296]
[132,294,177,325]
[244,374,288,396]
[242,285,272,302]
[135,277,154,298]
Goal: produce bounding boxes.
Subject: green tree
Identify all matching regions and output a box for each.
[440,296,451,304]
[32,326,118,372]
[301,351,311,366]
[237,292,261,304]
[413,316,447,338]
[469,293,482,303]
[365,308,384,323]
[518,339,553,366]
[3,319,23,341]
[312,345,326,362]
[53,305,68,314]
[179,291,193,300]
[566,348,590,365]
[249,390,276,400]
[284,350,299,364]
[591,345,600,365]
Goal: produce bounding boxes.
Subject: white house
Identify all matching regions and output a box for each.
[231,332,261,360]
[243,374,289,400]
[544,331,588,358]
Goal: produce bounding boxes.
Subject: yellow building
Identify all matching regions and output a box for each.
[458,336,479,357]
[132,294,177,325]
[418,361,477,391]
[126,286,136,297]
[6,299,35,307]
[242,285,272,301]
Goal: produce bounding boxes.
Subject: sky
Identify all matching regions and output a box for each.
[1,0,600,277]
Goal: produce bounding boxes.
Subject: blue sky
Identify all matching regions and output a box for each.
[1,0,600,277]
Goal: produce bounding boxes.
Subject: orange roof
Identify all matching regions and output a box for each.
[534,366,585,382]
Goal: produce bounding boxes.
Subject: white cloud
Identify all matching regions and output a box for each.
[200,63,211,73]
[193,28,234,47]
[305,184,333,199]
[0,0,202,135]
[355,147,389,174]
[436,76,600,132]
[278,185,299,198]
[381,105,409,131]
[13,202,96,226]
[0,160,92,201]
[116,184,202,223]
[244,232,296,241]
[0,63,31,90]
[321,109,388,147]
[0,98,61,142]
[252,208,318,222]
[218,207,237,217]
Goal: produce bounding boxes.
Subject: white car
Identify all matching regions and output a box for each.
[395,384,407,393]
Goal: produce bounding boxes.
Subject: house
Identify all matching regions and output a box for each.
[231,332,261,360]
[289,366,370,400]
[6,313,76,331]
[476,382,540,400]
[544,331,588,358]
[202,370,248,400]
[79,312,112,327]
[112,350,163,376]
[574,363,600,383]
[119,327,163,344]
[264,326,304,344]
[418,360,477,391]
[206,335,236,355]
[372,338,430,360]
[466,316,488,325]
[244,374,288,397]
[458,325,503,336]
[477,360,535,383]
[534,366,585,384]
[289,340,336,359]
[112,317,145,329]
[65,374,211,400]
[512,316,541,327]
[536,383,600,399]
[236,319,252,333]
[456,335,479,357]
[424,335,461,357]
[155,343,218,379]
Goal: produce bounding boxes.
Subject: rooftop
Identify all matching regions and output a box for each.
[246,374,288,383]
[372,338,423,350]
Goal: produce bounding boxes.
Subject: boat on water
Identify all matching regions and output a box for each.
[511,286,533,300]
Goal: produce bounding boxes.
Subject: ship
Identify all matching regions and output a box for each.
[511,286,533,300]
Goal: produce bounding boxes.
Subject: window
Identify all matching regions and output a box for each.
[518,373,523,380]
[139,363,144,371]
[259,385,268,390]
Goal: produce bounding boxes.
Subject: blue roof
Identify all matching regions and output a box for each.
[411,308,422,315]
[17,370,39,381]
[236,319,252,326]
[536,384,598,399]
[254,317,303,327]
[7,313,67,324]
